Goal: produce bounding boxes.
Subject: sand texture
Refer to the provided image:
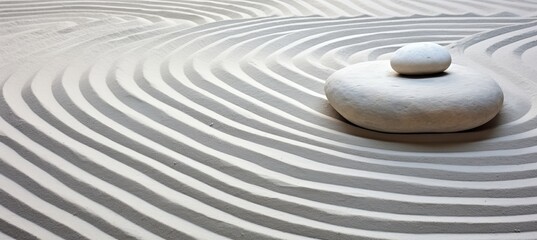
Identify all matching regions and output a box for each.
[1,1,537,239]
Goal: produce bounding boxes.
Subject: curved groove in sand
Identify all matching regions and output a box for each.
[1,1,537,239]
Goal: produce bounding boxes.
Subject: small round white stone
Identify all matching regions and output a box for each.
[391,42,451,75]
[325,61,503,133]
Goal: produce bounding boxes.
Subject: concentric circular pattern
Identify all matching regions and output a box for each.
[2,1,537,240]
[2,0,537,21]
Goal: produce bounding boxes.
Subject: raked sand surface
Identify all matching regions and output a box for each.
[1,1,537,239]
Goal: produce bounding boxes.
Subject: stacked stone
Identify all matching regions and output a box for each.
[325,42,504,133]
[390,42,451,75]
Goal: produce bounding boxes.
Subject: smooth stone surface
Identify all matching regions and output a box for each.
[325,61,504,133]
[391,42,451,75]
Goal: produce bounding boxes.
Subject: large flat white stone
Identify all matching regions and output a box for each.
[325,61,504,133]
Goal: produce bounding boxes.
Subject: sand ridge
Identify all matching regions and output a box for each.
[1,1,537,240]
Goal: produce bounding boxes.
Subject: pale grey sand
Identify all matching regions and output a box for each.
[1,1,537,239]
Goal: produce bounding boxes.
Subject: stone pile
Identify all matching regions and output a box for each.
[325,42,504,133]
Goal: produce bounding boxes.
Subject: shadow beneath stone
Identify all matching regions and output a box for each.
[328,107,503,146]
[396,72,448,79]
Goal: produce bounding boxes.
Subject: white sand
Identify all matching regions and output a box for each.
[1,1,537,239]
